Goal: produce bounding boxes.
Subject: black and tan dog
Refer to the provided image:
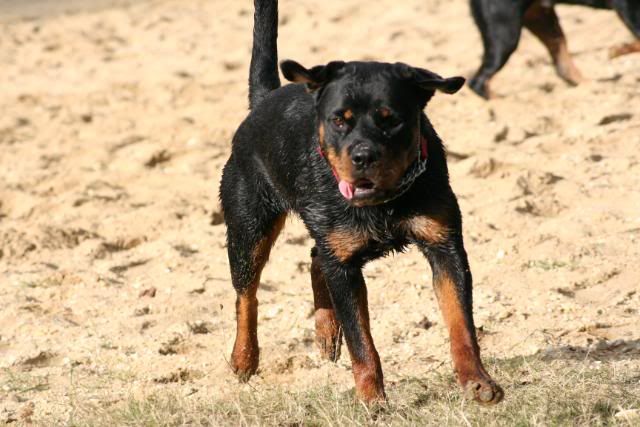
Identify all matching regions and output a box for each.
[469,0,640,98]
[219,0,503,404]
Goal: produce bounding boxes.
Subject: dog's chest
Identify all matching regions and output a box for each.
[353,221,411,261]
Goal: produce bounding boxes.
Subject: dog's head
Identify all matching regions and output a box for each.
[281,60,464,207]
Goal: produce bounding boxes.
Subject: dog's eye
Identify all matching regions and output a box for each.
[376,108,397,123]
[376,109,402,133]
[377,107,392,119]
[332,116,346,129]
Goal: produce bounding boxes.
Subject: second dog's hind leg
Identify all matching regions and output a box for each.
[523,2,584,86]
[609,0,640,58]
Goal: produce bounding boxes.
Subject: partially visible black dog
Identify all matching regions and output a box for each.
[469,0,640,98]
[219,0,503,404]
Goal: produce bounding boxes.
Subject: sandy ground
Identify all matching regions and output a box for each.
[1,0,639,423]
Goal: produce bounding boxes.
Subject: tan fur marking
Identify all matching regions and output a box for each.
[318,123,325,149]
[232,214,286,379]
[348,284,385,402]
[434,274,484,382]
[352,359,384,402]
[325,146,355,182]
[326,228,369,262]
[231,290,259,378]
[314,308,341,360]
[434,273,504,407]
[321,122,355,182]
[404,215,450,244]
[311,254,342,360]
[524,2,583,85]
[609,40,640,58]
[251,214,286,268]
[322,121,420,194]
[343,109,353,120]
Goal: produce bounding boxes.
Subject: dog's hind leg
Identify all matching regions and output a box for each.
[228,211,285,381]
[469,0,527,98]
[221,171,286,381]
[609,0,640,58]
[523,2,584,86]
[609,39,640,57]
[310,246,342,362]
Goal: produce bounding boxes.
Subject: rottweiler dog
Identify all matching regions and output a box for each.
[219,0,503,404]
[469,0,640,98]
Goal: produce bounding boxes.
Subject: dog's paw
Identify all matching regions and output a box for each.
[556,62,584,86]
[463,379,504,405]
[231,361,258,382]
[358,391,387,408]
[468,77,491,100]
[314,308,342,362]
[233,367,256,383]
[231,346,259,382]
[316,332,342,362]
[354,370,386,404]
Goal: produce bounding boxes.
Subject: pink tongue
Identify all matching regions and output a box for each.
[338,180,354,200]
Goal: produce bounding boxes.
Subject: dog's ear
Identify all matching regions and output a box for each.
[280,60,346,92]
[413,70,465,94]
[395,63,465,102]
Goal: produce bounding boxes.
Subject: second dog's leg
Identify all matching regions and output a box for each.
[310,247,342,361]
[524,2,584,85]
[609,40,640,57]
[469,0,526,98]
[610,0,640,58]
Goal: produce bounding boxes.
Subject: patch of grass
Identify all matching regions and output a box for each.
[64,356,640,426]
[1,368,50,394]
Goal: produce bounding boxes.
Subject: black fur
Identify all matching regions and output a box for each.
[248,0,280,109]
[469,0,640,98]
[220,0,501,403]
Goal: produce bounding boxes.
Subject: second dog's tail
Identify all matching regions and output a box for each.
[249,0,280,110]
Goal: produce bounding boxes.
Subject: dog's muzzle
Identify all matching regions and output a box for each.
[318,130,428,204]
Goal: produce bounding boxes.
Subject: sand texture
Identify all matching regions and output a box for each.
[1,0,639,422]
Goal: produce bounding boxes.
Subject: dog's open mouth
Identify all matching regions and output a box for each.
[338,178,376,200]
[354,179,376,198]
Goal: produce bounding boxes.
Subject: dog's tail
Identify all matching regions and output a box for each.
[249,0,280,110]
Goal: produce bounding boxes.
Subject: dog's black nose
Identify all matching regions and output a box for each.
[351,143,379,169]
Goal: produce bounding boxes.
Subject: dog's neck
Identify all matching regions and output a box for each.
[384,131,428,203]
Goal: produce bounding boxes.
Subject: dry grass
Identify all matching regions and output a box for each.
[1,368,50,395]
[62,355,640,427]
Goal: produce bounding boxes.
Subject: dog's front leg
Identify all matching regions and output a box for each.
[408,215,504,404]
[316,247,385,403]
